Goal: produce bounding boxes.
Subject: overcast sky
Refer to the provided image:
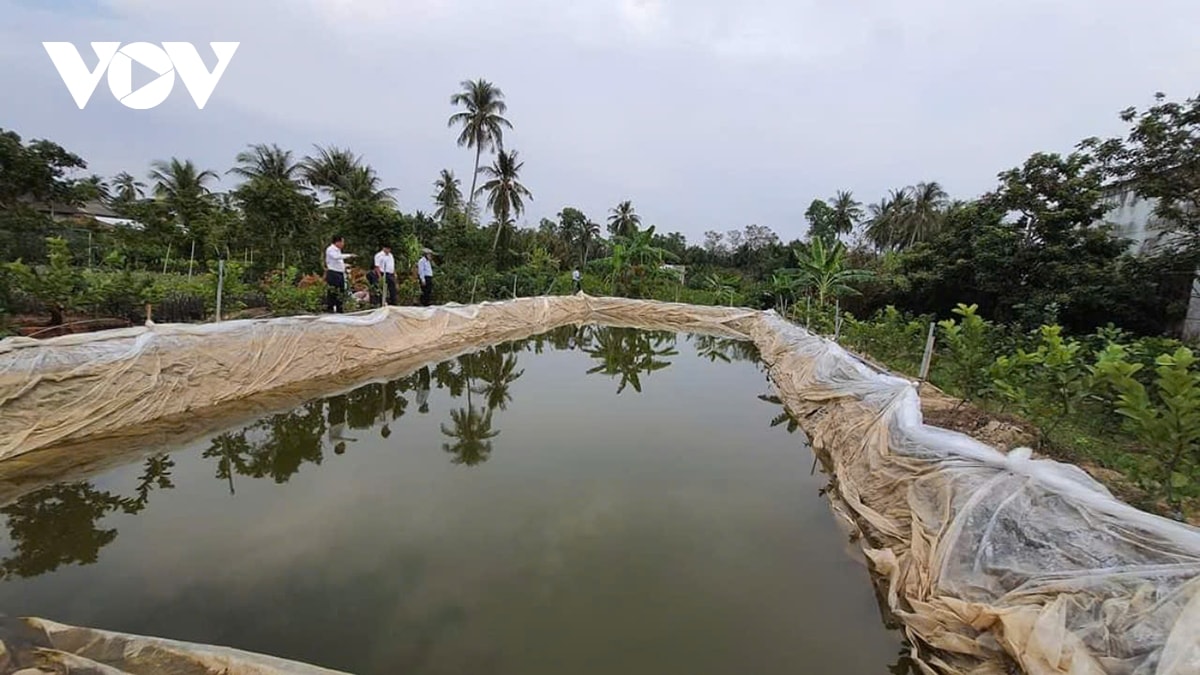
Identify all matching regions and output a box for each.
[3,0,1199,242]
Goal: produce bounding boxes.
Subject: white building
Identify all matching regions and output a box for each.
[1096,183,1200,339]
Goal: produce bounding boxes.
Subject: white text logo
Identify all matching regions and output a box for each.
[43,42,240,110]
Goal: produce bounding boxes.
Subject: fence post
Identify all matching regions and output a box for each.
[215,259,226,322]
[918,321,936,383]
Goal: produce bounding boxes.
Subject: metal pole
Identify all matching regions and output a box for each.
[805,296,811,330]
[512,275,517,299]
[918,321,936,382]
[834,299,842,340]
[88,231,93,268]
[188,240,195,279]
[215,259,226,322]
[470,275,479,304]
[162,243,171,274]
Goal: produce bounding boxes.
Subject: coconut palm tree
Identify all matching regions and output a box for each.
[905,181,948,246]
[476,149,532,251]
[334,166,397,207]
[73,174,110,205]
[432,169,463,223]
[148,158,218,233]
[229,143,305,183]
[301,145,363,204]
[448,79,512,217]
[865,187,914,251]
[607,200,640,237]
[579,218,601,266]
[829,190,863,238]
[110,171,146,205]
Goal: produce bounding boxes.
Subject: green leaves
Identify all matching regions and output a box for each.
[1092,344,1200,506]
[937,303,991,401]
[990,324,1090,442]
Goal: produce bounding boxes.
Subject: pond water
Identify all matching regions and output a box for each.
[0,326,911,674]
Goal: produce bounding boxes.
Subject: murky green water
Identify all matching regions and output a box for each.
[0,327,911,674]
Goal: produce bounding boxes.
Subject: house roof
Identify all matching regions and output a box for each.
[19,197,122,219]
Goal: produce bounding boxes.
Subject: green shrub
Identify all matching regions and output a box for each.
[1093,344,1200,508]
[937,303,992,401]
[263,267,324,316]
[990,325,1090,443]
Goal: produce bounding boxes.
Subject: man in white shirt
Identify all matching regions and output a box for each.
[323,235,355,313]
[417,247,435,306]
[373,244,397,306]
[572,268,582,293]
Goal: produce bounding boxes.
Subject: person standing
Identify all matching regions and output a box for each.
[374,243,397,306]
[324,235,355,313]
[417,247,435,306]
[572,267,582,293]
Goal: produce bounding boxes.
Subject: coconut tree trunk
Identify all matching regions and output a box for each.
[468,145,482,221]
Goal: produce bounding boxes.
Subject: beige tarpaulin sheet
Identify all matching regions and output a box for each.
[0,295,1198,675]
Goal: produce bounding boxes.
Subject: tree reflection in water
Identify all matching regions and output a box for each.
[583,327,678,394]
[0,326,787,580]
[0,454,174,580]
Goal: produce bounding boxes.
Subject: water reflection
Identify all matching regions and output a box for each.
[0,456,173,581]
[0,326,799,582]
[584,328,678,394]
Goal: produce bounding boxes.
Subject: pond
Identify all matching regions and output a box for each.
[0,326,911,674]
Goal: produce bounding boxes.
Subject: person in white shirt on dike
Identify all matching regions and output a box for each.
[373,243,397,306]
[417,247,435,306]
[323,235,356,313]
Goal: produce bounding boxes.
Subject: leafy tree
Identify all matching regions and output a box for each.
[804,199,838,243]
[6,236,79,324]
[1082,92,1200,252]
[0,129,87,209]
[148,158,218,245]
[229,144,318,263]
[448,79,512,217]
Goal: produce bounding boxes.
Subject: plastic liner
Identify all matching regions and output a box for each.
[1,295,1199,675]
[0,615,349,674]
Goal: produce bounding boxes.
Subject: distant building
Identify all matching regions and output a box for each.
[1096,183,1200,339]
[1098,182,1174,254]
[27,199,142,229]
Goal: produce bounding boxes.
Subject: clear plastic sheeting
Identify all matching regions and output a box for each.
[0,615,349,674]
[1,295,1199,675]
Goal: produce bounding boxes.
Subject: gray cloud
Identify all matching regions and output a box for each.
[2,0,1199,242]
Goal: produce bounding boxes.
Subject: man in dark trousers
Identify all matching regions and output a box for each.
[417,247,435,306]
[324,235,355,313]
